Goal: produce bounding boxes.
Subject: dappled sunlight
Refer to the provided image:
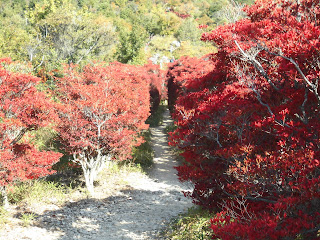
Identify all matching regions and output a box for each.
[72,216,100,232]
[36,186,191,239]
[8,107,192,240]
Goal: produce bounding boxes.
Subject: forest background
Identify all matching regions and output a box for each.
[0,0,253,69]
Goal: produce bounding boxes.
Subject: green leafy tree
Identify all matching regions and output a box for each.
[175,18,202,42]
[27,4,118,72]
[157,11,181,36]
[116,24,147,64]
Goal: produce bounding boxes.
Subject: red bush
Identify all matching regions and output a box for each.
[143,62,166,113]
[55,62,150,194]
[0,59,61,195]
[166,56,214,115]
[169,0,320,238]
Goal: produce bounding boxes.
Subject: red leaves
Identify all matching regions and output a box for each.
[55,62,151,161]
[143,62,166,113]
[0,59,62,187]
[169,0,320,238]
[53,62,154,193]
[0,144,61,185]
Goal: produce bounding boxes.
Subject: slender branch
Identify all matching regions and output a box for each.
[260,45,320,102]
[9,128,27,147]
[234,40,279,91]
[76,36,101,65]
[235,62,275,116]
[294,87,308,124]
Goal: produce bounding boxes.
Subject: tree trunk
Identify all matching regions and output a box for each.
[77,152,111,196]
[1,186,9,208]
[83,167,96,196]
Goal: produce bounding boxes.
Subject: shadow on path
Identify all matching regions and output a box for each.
[25,107,193,240]
[36,186,189,240]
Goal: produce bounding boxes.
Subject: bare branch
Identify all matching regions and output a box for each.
[294,87,308,124]
[234,40,280,91]
[235,62,275,116]
[259,44,320,102]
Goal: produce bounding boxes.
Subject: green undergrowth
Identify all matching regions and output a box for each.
[162,206,213,240]
[3,180,76,207]
[20,212,36,227]
[131,129,154,170]
[0,161,145,227]
[132,103,168,170]
[0,161,143,206]
[146,103,167,127]
[0,206,9,226]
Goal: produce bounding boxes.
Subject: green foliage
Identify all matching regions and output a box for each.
[173,40,214,59]
[0,207,9,226]
[0,7,32,61]
[4,180,71,206]
[132,104,167,169]
[209,0,248,25]
[147,35,176,59]
[175,18,202,42]
[32,127,58,151]
[131,130,154,169]
[146,104,167,127]
[34,6,118,68]
[141,10,163,36]
[116,24,147,64]
[30,126,78,175]
[0,0,253,74]
[20,212,36,227]
[158,12,181,36]
[162,206,213,240]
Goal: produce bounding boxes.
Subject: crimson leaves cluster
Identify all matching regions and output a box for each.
[143,62,167,114]
[0,56,163,198]
[54,62,152,194]
[0,59,62,188]
[55,62,154,160]
[168,0,320,238]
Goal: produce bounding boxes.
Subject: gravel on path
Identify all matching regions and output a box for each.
[0,108,193,240]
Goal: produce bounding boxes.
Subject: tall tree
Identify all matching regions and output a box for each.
[116,24,147,64]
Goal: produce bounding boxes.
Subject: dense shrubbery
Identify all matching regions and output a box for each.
[53,61,169,194]
[0,59,62,206]
[143,62,167,114]
[169,0,320,238]
[0,59,165,201]
[167,56,214,114]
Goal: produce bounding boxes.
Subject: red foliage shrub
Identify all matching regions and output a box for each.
[143,62,166,113]
[166,56,214,114]
[0,59,62,190]
[169,0,320,238]
[54,62,150,194]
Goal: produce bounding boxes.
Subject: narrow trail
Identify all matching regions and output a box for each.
[0,108,193,240]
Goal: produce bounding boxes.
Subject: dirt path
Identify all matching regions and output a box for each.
[0,108,193,240]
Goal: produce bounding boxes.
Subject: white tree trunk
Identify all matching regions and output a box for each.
[1,186,9,208]
[82,166,96,196]
[74,151,111,196]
